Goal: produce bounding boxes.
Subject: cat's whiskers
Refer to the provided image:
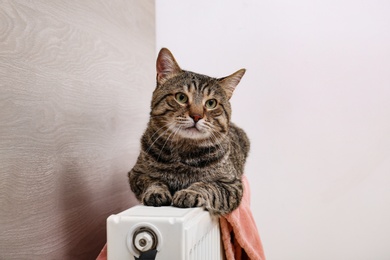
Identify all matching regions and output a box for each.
[149,121,175,141]
[156,130,174,162]
[146,121,176,153]
[204,123,225,154]
[207,124,229,154]
[212,129,229,144]
[209,132,227,156]
[172,126,182,144]
[216,130,242,149]
[156,125,182,162]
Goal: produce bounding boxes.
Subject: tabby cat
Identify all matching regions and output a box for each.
[128,48,250,216]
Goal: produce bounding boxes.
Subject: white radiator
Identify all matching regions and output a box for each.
[107,205,224,260]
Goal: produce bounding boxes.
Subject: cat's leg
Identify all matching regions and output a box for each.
[172,177,243,216]
[128,169,172,207]
[142,182,172,206]
[172,188,207,208]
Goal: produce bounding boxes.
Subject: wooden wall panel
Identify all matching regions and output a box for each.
[0,1,155,259]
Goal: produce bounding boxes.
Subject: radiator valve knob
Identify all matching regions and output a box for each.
[134,230,155,252]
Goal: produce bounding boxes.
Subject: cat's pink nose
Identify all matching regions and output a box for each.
[191,114,203,123]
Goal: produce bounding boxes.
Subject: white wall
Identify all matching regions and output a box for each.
[156,1,390,259]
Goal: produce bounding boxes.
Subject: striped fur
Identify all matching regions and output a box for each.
[128,48,249,216]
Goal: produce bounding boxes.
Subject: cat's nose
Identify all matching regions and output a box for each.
[190,114,203,123]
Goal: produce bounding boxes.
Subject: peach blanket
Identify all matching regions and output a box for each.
[97,175,265,260]
[220,175,266,260]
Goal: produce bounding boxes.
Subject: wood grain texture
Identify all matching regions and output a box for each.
[0,0,155,259]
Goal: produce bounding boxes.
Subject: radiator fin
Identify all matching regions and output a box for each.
[189,221,222,260]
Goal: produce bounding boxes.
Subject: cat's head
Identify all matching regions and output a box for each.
[150,48,245,142]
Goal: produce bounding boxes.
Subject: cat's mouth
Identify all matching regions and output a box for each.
[185,126,200,133]
[179,125,208,139]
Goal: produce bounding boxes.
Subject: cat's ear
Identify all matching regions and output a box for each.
[218,69,246,99]
[156,48,182,85]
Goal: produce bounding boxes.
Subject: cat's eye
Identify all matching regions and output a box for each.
[205,99,217,109]
[175,92,188,104]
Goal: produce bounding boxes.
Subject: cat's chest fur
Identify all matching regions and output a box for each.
[141,138,231,189]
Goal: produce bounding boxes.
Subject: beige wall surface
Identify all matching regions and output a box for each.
[0,1,155,259]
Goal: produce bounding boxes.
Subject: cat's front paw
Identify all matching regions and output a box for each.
[172,189,206,209]
[142,186,172,207]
